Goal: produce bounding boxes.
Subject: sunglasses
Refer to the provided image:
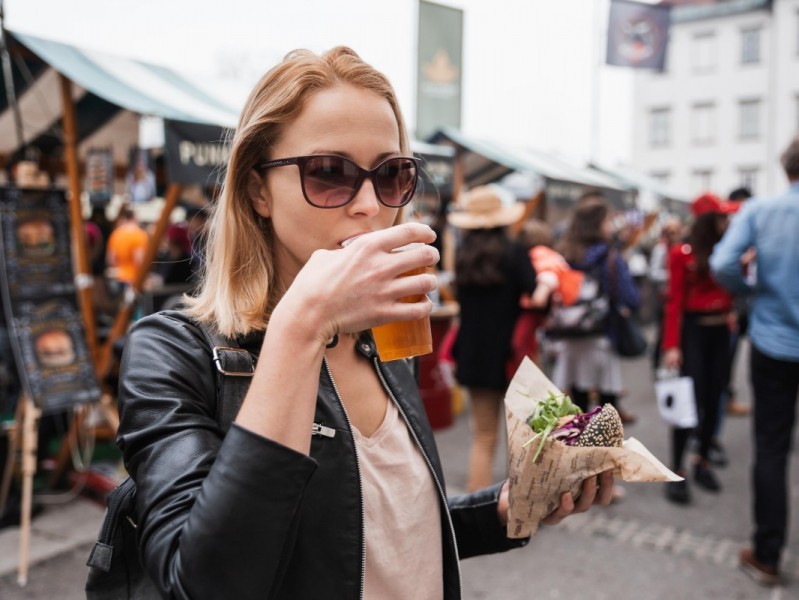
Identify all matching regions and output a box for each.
[259,154,420,209]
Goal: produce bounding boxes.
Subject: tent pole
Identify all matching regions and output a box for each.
[59,73,99,369]
[98,182,183,380]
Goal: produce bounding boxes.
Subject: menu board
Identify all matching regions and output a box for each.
[0,186,101,413]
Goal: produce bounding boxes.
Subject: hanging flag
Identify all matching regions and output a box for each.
[606,0,671,70]
[416,1,463,141]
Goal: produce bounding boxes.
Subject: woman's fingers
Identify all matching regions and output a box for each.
[541,492,574,526]
[541,470,615,526]
[595,470,615,506]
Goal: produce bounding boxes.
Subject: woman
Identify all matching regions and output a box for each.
[550,195,640,420]
[448,186,536,492]
[116,48,612,599]
[662,193,736,505]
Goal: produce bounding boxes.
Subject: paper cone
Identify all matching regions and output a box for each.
[505,357,681,539]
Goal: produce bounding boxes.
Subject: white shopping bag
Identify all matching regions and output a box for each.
[654,375,698,428]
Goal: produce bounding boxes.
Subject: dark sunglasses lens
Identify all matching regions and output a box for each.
[375,158,417,207]
[302,156,359,207]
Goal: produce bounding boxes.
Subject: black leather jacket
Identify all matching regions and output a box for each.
[117,311,527,599]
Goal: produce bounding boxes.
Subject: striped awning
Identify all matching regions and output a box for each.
[0,30,239,164]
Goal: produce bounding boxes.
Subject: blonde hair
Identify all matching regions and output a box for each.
[184,47,410,336]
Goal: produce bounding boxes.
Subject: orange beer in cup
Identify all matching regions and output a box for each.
[371,263,433,361]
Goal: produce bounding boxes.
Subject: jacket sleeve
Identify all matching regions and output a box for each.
[116,313,317,600]
[663,246,687,351]
[448,481,529,558]
[612,253,641,311]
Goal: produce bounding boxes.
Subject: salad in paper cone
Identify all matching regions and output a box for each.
[505,357,681,539]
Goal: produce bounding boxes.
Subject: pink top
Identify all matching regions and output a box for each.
[351,400,444,600]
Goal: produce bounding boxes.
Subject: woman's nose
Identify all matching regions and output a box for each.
[347,177,382,216]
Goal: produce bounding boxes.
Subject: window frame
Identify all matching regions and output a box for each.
[738,98,761,140]
[692,168,714,192]
[691,102,716,145]
[737,167,759,194]
[692,31,716,73]
[649,107,671,148]
[740,26,761,65]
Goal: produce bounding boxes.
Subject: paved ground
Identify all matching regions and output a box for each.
[0,337,797,599]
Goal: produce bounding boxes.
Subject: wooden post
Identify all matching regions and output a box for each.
[0,397,24,516]
[16,394,40,586]
[510,191,544,238]
[59,74,99,370]
[97,182,183,379]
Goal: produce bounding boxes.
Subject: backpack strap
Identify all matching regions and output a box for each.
[607,248,618,305]
[195,321,255,433]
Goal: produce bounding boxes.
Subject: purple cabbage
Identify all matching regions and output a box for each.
[550,406,602,446]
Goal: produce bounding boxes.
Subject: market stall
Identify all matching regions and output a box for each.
[0,28,239,585]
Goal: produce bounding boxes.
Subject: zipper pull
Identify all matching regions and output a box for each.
[312,422,336,438]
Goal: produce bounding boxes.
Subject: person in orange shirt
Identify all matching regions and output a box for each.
[106,207,148,286]
[508,219,582,378]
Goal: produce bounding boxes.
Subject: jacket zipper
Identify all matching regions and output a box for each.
[322,356,366,600]
[373,357,463,600]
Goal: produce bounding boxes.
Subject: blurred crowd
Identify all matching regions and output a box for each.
[436,133,799,586]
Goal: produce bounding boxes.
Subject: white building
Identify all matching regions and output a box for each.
[631,0,799,199]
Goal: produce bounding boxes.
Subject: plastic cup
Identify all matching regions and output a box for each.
[371,264,433,361]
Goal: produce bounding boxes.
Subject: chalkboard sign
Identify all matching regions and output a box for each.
[0,186,101,413]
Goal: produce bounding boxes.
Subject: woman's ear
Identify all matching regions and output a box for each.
[247,170,271,218]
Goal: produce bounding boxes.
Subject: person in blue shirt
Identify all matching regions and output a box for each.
[710,135,799,587]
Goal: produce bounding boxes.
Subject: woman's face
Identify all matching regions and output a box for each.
[249,84,402,286]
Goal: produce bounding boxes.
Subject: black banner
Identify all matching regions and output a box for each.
[164,119,231,186]
[0,187,101,413]
[606,0,671,70]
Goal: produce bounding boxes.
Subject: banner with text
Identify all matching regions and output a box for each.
[606,0,671,70]
[416,1,463,141]
[164,119,231,186]
[0,187,101,413]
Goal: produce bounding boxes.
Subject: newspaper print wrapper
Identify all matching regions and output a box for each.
[505,357,682,539]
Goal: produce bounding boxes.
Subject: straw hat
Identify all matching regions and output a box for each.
[447,185,525,229]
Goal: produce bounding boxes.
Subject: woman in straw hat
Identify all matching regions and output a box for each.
[447,185,536,492]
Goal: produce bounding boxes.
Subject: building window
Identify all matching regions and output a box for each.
[649,108,670,147]
[692,103,715,144]
[650,171,670,187]
[739,99,761,140]
[738,167,759,194]
[693,169,713,192]
[693,32,716,73]
[741,27,761,64]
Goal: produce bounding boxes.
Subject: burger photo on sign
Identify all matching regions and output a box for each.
[505,358,680,539]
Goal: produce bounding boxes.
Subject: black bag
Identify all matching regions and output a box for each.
[85,320,255,599]
[608,306,647,358]
[607,250,647,358]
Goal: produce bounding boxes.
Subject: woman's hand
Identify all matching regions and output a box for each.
[663,347,682,371]
[541,470,615,526]
[278,223,440,345]
[496,471,615,528]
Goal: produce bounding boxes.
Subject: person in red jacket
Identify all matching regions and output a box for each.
[662,193,737,504]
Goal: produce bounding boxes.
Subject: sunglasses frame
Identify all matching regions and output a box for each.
[258,154,421,209]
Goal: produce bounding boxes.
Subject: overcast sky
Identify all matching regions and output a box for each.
[5,0,648,166]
